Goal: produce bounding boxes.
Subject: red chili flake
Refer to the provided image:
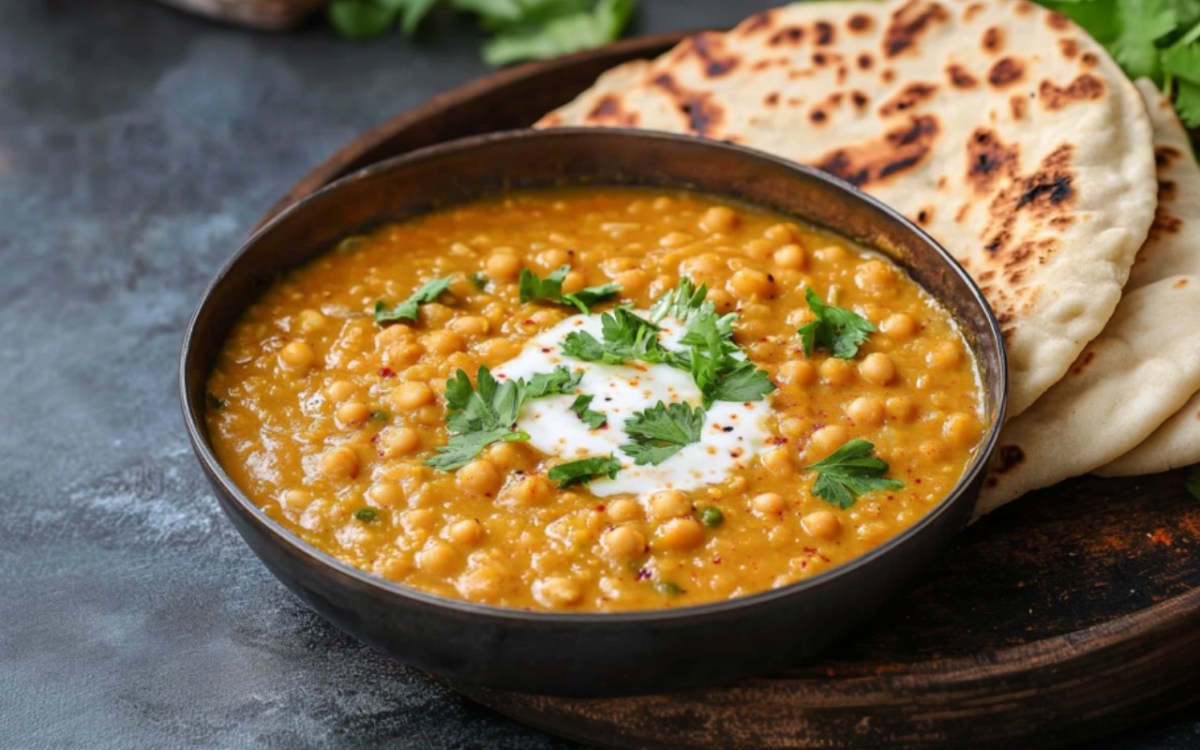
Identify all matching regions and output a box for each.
[379,367,396,378]
[369,434,379,444]
[722,426,734,433]
[595,504,607,513]
[768,436,787,445]
[541,347,551,353]
[636,568,652,581]
[523,319,536,326]
[729,450,743,458]
[713,556,722,565]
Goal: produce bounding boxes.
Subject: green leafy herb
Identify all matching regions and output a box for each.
[805,439,904,509]
[329,0,402,38]
[470,272,490,290]
[561,307,667,364]
[370,410,390,423]
[649,277,711,324]
[654,581,682,596]
[1187,466,1200,500]
[354,507,379,522]
[677,305,773,406]
[519,264,620,313]
[797,287,877,359]
[620,401,705,466]
[547,454,623,487]
[569,394,608,429]
[483,0,636,66]
[698,506,724,528]
[205,393,226,411]
[1037,0,1200,127]
[428,365,582,470]
[374,276,452,324]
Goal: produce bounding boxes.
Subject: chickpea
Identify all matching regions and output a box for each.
[885,396,917,422]
[562,270,587,294]
[476,338,519,360]
[421,302,453,327]
[279,341,315,370]
[486,252,522,281]
[752,492,787,515]
[413,404,442,426]
[854,259,894,294]
[919,440,947,461]
[680,253,724,282]
[764,223,798,243]
[762,448,794,475]
[773,244,807,270]
[814,244,850,264]
[649,490,692,522]
[659,231,693,248]
[416,541,460,577]
[707,288,736,313]
[336,401,371,425]
[403,508,437,533]
[392,381,435,411]
[880,313,916,339]
[321,445,360,479]
[368,482,404,507]
[507,474,554,506]
[486,441,525,470]
[778,360,816,386]
[819,357,855,386]
[457,460,501,496]
[537,248,570,269]
[424,330,464,355]
[381,426,421,456]
[802,510,842,540]
[280,489,311,511]
[859,352,897,385]
[656,517,706,551]
[857,521,889,545]
[845,396,885,427]
[386,342,425,367]
[294,309,327,335]
[538,577,584,607]
[700,205,740,233]
[449,315,490,337]
[458,566,508,601]
[780,417,807,440]
[447,518,485,546]
[730,268,775,299]
[326,380,356,402]
[809,424,850,460]
[376,556,412,581]
[607,499,642,523]
[616,269,650,296]
[601,526,646,559]
[943,412,981,447]
[927,341,962,370]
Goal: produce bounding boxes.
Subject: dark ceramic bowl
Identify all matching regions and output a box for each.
[180,128,1007,698]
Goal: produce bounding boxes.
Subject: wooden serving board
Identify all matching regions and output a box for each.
[261,34,1200,750]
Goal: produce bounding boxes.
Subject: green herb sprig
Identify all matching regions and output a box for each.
[375,277,452,324]
[569,394,608,429]
[797,288,876,359]
[547,454,623,487]
[620,401,705,466]
[805,439,904,509]
[519,265,621,314]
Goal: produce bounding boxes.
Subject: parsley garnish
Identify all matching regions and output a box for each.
[374,276,452,324]
[677,306,774,406]
[1038,0,1200,127]
[649,277,712,324]
[470,272,489,290]
[620,401,706,466]
[569,394,608,429]
[519,264,621,314]
[427,365,576,471]
[805,439,904,509]
[1187,466,1200,500]
[354,507,379,523]
[369,410,390,423]
[561,307,668,364]
[797,288,876,359]
[547,454,623,487]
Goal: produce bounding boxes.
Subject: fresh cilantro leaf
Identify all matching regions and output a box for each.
[354,507,379,522]
[569,394,607,428]
[1162,37,1200,126]
[470,272,489,290]
[706,361,776,403]
[370,410,390,423]
[676,307,774,406]
[797,287,876,359]
[375,276,452,324]
[654,581,682,596]
[649,277,711,324]
[329,0,399,38]
[397,0,442,34]
[1187,466,1200,500]
[526,365,583,398]
[482,0,636,66]
[427,428,531,471]
[561,307,667,364]
[520,264,620,313]
[805,439,904,509]
[620,401,705,466]
[547,454,623,487]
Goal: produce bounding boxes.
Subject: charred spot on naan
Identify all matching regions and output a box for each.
[1038,74,1105,110]
[1069,349,1096,376]
[883,1,951,58]
[879,82,939,116]
[988,445,1026,483]
[1010,94,1028,121]
[815,21,836,45]
[738,8,776,36]
[946,63,978,89]
[1058,38,1078,59]
[586,96,639,127]
[982,27,1004,54]
[966,128,1019,195]
[848,13,874,33]
[650,73,725,137]
[988,57,1025,88]
[811,115,939,187]
[769,26,804,47]
[674,33,740,79]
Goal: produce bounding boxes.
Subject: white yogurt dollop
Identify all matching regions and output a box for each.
[492,312,772,498]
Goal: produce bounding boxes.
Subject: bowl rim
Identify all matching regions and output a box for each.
[180,126,1008,625]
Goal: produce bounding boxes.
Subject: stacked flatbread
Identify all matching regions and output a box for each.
[539,0,1200,515]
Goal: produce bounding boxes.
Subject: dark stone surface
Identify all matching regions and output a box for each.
[0,1,1196,748]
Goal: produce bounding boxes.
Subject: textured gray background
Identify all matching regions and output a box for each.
[1,1,1197,748]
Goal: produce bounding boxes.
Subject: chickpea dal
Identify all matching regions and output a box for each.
[206,189,985,612]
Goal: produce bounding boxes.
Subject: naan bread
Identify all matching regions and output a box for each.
[976,81,1200,514]
[540,0,1158,416]
[1097,82,1200,479]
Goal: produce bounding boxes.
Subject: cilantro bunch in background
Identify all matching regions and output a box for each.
[1039,0,1200,126]
[329,0,636,67]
